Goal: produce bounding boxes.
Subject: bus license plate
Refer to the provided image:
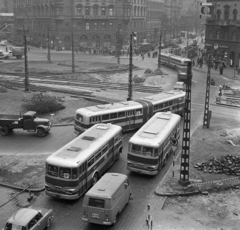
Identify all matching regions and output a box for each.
[92,213,99,218]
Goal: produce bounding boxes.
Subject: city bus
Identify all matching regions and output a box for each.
[45,123,123,200]
[160,52,191,70]
[127,111,181,175]
[74,90,186,134]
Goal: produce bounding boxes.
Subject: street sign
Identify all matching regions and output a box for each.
[214,43,218,50]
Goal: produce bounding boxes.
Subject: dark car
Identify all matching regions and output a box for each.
[2,206,53,230]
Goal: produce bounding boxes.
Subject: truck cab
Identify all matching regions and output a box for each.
[174,82,185,91]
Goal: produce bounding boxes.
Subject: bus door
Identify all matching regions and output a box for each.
[80,162,88,196]
[126,110,135,130]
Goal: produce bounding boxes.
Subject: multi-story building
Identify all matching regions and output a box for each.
[163,0,182,39]
[13,0,147,50]
[0,0,13,13]
[147,0,164,45]
[205,0,240,66]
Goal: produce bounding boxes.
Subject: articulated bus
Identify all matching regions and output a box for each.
[127,112,181,175]
[45,123,123,200]
[74,90,185,134]
[160,52,191,70]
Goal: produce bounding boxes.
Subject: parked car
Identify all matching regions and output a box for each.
[0,111,52,137]
[0,50,10,59]
[0,40,7,46]
[2,206,53,230]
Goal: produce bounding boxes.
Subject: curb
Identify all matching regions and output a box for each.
[0,182,45,192]
[155,190,201,197]
[52,123,74,127]
[211,102,240,110]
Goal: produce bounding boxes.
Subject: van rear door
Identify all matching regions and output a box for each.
[87,198,106,223]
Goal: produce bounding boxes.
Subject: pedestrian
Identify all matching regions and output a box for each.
[192,59,195,67]
[219,64,223,75]
[142,53,145,60]
[148,51,150,58]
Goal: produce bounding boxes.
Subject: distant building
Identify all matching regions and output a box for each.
[13,0,147,50]
[205,0,240,66]
[147,0,164,45]
[0,13,14,40]
[0,0,13,13]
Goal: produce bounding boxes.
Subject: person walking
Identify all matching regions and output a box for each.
[219,64,223,75]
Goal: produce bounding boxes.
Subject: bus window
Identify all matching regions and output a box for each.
[114,135,119,143]
[87,157,95,168]
[47,165,58,177]
[59,167,71,179]
[110,113,117,119]
[163,102,169,107]
[136,109,142,115]
[154,148,158,157]
[95,151,101,161]
[159,103,163,109]
[72,168,78,179]
[76,114,83,122]
[142,146,153,157]
[132,144,141,154]
[102,144,108,153]
[169,100,173,106]
[102,114,109,121]
[154,105,158,111]
[118,111,125,118]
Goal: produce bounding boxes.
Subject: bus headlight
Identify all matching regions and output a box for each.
[127,162,134,167]
[65,189,76,194]
[147,166,157,170]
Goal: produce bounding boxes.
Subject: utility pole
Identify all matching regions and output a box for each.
[127,32,137,101]
[203,55,212,128]
[158,33,162,69]
[117,24,120,64]
[71,0,75,73]
[178,61,192,186]
[170,0,173,40]
[23,25,29,92]
[47,26,51,63]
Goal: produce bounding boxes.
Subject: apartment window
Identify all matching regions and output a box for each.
[85,7,90,16]
[102,22,106,30]
[109,8,113,16]
[76,6,82,15]
[101,7,106,16]
[216,30,220,40]
[233,9,238,21]
[109,22,113,30]
[232,31,236,41]
[217,9,221,20]
[94,22,98,30]
[93,6,98,16]
[86,22,89,30]
[78,22,81,29]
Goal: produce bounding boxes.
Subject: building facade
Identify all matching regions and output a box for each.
[13,0,147,50]
[205,0,240,66]
[146,0,164,45]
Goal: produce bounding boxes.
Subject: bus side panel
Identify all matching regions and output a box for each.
[139,99,154,121]
[108,138,115,168]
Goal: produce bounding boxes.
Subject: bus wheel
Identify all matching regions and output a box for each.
[0,126,9,136]
[92,173,98,185]
[171,138,178,146]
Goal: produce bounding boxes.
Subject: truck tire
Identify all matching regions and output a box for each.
[0,126,9,136]
[37,128,46,137]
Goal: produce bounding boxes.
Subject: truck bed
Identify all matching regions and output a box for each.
[0,114,21,120]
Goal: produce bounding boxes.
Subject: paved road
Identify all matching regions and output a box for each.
[0,47,233,229]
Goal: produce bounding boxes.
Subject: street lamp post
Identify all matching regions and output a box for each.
[47,26,51,63]
[127,32,136,101]
[117,24,121,64]
[158,33,162,69]
[72,31,75,73]
[23,25,29,92]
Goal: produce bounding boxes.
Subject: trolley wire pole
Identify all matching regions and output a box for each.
[158,33,162,69]
[117,24,120,64]
[23,25,29,92]
[71,0,75,73]
[127,32,137,101]
[203,54,212,128]
[178,61,192,186]
[47,26,51,63]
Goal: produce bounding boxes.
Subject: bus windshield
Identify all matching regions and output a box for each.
[178,66,187,74]
[47,164,78,179]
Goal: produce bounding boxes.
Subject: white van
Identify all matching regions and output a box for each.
[82,173,132,225]
[174,81,185,91]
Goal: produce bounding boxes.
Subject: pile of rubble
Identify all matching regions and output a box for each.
[194,154,240,176]
[0,85,7,93]
[133,74,145,83]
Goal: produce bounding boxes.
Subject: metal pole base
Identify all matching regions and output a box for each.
[178,179,190,187]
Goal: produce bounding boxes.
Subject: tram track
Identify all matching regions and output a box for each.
[0,77,163,94]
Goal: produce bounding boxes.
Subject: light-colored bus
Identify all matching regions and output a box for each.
[82,173,131,226]
[127,112,181,175]
[45,123,123,200]
[160,52,191,70]
[74,90,185,134]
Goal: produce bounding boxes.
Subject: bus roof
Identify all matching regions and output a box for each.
[129,112,181,147]
[85,173,128,199]
[76,91,185,116]
[46,124,122,167]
